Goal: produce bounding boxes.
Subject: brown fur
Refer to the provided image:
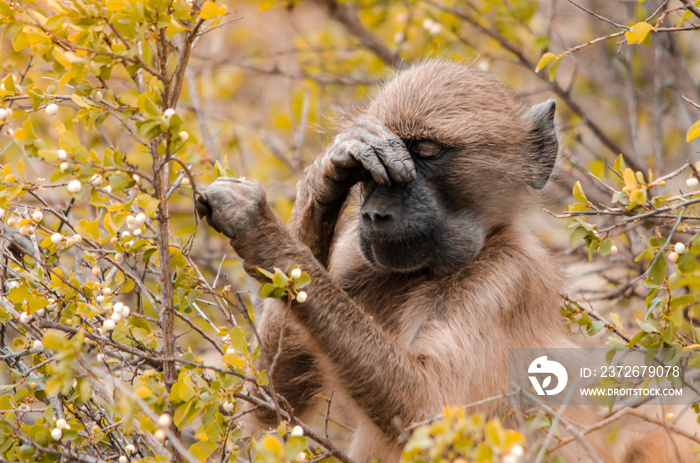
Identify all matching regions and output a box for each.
[197,60,691,462]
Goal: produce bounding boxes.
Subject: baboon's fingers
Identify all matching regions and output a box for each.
[345,139,391,185]
[354,120,416,183]
[195,195,222,234]
[195,194,212,220]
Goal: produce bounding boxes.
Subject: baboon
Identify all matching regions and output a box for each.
[196,60,689,462]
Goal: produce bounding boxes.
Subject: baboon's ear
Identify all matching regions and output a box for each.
[526,100,558,190]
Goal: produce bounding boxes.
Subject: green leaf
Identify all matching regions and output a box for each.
[677,251,697,274]
[188,441,218,462]
[293,273,311,289]
[272,268,289,288]
[136,93,161,118]
[644,254,666,289]
[258,283,276,298]
[599,239,612,256]
[669,294,695,311]
[569,227,588,247]
[612,154,626,175]
[43,330,65,350]
[255,267,274,280]
[228,326,246,353]
[636,319,659,333]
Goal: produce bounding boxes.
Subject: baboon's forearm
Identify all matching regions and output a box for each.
[288,157,352,268]
[232,223,428,439]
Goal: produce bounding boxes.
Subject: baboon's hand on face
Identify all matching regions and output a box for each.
[195,177,270,242]
[318,119,416,204]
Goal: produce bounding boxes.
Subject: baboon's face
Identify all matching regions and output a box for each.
[357,62,558,276]
[358,141,495,276]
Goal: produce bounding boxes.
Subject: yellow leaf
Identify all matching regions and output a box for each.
[536,52,558,72]
[135,387,152,398]
[262,435,281,452]
[623,168,638,190]
[625,22,653,44]
[687,119,700,143]
[609,312,623,328]
[199,1,219,20]
[105,0,125,11]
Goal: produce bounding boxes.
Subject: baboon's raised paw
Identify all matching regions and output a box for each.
[196,177,268,241]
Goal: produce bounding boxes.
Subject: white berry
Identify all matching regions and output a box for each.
[113,302,124,314]
[510,445,524,457]
[178,130,189,143]
[31,210,43,222]
[51,233,63,244]
[90,174,104,186]
[154,428,166,442]
[119,456,128,463]
[222,401,234,413]
[96,295,105,303]
[674,242,686,254]
[96,353,105,363]
[19,312,30,324]
[35,308,45,317]
[296,291,307,303]
[668,252,679,263]
[45,104,59,116]
[114,252,124,262]
[110,312,122,322]
[103,319,116,331]
[101,287,111,295]
[125,444,136,454]
[67,179,82,194]
[135,213,147,225]
[71,234,82,245]
[56,418,67,429]
[610,245,618,254]
[687,177,699,189]
[19,225,30,236]
[121,306,130,318]
[32,340,43,350]
[94,91,103,103]
[291,268,302,279]
[51,427,62,440]
[295,452,306,462]
[59,162,70,173]
[57,149,67,160]
[158,413,172,428]
[290,425,304,437]
[0,108,7,121]
[163,108,175,119]
[226,347,235,355]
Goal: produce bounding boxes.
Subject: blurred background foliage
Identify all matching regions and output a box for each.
[0,0,699,462]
